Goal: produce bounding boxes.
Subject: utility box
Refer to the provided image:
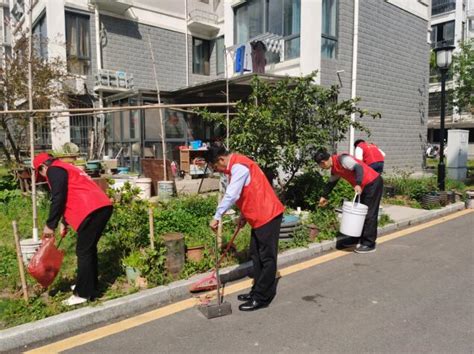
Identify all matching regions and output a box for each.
[447,129,469,180]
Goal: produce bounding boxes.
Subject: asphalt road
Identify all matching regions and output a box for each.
[31,213,474,353]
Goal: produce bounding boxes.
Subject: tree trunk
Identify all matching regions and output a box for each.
[1,119,21,163]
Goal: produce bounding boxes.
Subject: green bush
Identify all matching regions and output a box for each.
[0,174,18,191]
[0,246,19,289]
[384,173,438,201]
[283,171,354,210]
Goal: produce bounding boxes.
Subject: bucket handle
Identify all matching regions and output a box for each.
[352,192,361,209]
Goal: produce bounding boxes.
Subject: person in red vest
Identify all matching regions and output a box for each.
[205,145,284,312]
[314,149,383,253]
[354,139,385,173]
[33,152,113,306]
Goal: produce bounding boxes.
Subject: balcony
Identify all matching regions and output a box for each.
[468,8,474,19]
[187,9,219,35]
[431,0,456,16]
[88,0,133,14]
[94,69,134,93]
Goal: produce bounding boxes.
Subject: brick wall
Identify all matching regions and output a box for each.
[320,0,429,171]
[99,15,188,92]
[94,15,222,93]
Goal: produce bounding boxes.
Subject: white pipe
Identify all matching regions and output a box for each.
[95,5,103,158]
[95,6,102,71]
[349,0,359,156]
[184,0,189,86]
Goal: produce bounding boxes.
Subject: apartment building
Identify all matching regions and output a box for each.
[428,0,474,156]
[4,0,431,171]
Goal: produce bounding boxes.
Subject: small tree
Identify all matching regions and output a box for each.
[0,31,70,164]
[451,39,474,115]
[199,72,380,192]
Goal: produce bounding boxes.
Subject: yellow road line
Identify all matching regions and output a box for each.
[25,209,473,354]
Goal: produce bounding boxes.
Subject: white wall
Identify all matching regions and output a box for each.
[299,0,321,81]
[386,0,430,20]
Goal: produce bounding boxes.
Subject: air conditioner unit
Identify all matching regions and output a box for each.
[65,76,86,95]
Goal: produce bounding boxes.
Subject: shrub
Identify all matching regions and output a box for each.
[283,171,354,211]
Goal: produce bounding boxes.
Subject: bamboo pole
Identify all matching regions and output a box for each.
[27,0,38,242]
[147,32,167,181]
[12,221,29,301]
[148,206,155,250]
[0,102,237,116]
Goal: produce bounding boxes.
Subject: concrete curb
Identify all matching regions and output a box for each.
[0,202,466,352]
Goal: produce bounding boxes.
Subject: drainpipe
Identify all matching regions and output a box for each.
[184,0,189,86]
[349,0,359,155]
[95,5,103,157]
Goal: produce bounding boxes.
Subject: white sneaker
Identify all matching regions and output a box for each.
[62,294,88,306]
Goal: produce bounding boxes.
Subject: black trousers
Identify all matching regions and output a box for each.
[75,206,113,299]
[249,214,283,304]
[369,161,384,174]
[360,176,384,248]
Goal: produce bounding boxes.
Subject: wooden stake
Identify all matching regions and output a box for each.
[148,206,155,250]
[12,221,29,301]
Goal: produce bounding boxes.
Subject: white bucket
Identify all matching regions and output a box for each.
[135,177,152,199]
[339,194,368,237]
[465,191,474,209]
[111,177,130,191]
[20,238,42,265]
[157,181,175,201]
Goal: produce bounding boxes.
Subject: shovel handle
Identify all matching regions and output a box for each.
[216,226,241,268]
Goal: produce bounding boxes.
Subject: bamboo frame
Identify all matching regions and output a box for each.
[0,102,237,117]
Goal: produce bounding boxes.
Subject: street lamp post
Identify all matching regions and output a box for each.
[434,41,455,191]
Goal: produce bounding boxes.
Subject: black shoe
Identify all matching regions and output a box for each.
[238,299,269,312]
[354,245,376,254]
[237,293,253,302]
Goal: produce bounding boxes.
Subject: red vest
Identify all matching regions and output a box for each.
[358,142,384,165]
[227,154,284,229]
[46,160,112,231]
[331,154,379,189]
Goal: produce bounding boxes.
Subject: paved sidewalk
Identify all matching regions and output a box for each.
[382,204,431,223]
[0,202,466,352]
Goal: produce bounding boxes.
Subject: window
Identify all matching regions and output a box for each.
[234,0,264,44]
[234,0,301,62]
[216,36,225,75]
[430,21,455,48]
[65,12,91,75]
[321,0,337,59]
[266,0,301,60]
[192,37,210,75]
[33,15,47,59]
[431,0,456,16]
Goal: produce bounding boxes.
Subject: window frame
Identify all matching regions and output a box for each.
[65,11,91,75]
[321,0,338,59]
[32,12,48,59]
[216,36,225,75]
[192,37,211,76]
[233,0,301,61]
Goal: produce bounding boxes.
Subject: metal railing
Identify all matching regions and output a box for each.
[95,69,134,90]
[432,0,456,15]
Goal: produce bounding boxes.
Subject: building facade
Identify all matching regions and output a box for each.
[4,0,431,171]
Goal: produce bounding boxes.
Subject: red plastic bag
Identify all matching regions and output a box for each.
[27,236,64,288]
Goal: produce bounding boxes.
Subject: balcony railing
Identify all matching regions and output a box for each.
[94,69,134,92]
[432,0,456,16]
